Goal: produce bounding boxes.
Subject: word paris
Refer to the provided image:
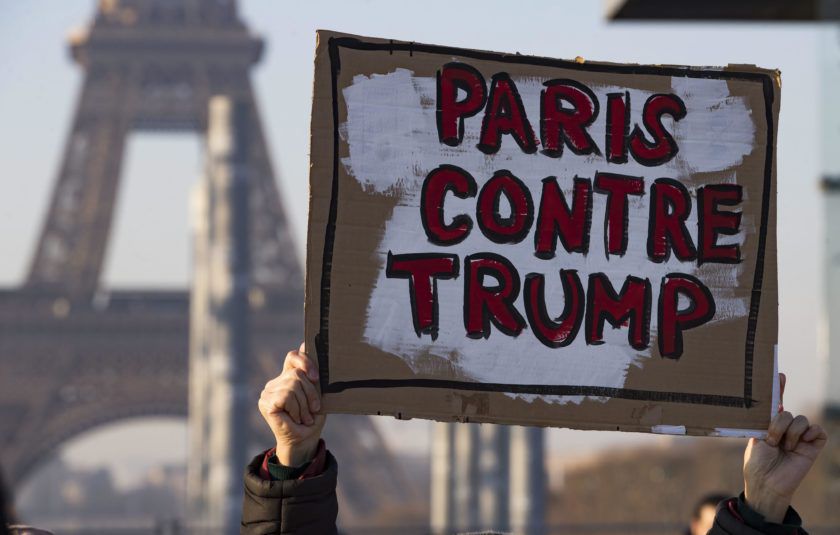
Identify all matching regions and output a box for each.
[387,65,739,358]
[435,62,685,165]
[307,32,779,434]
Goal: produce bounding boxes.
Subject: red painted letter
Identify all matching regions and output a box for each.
[464,253,526,338]
[478,73,537,154]
[437,63,487,147]
[540,80,599,158]
[533,176,592,258]
[421,165,477,245]
[657,274,715,358]
[647,178,697,262]
[594,172,645,257]
[698,184,742,265]
[386,252,460,340]
[476,170,534,244]
[606,91,630,163]
[524,270,584,348]
[629,94,686,166]
[585,273,651,350]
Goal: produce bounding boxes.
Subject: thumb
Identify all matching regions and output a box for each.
[778,372,786,412]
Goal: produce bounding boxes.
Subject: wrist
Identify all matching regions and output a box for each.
[744,485,790,524]
[274,438,319,467]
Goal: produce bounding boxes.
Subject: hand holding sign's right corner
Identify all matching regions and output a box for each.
[743,373,829,523]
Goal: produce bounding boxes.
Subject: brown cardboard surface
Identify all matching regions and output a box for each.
[305,30,779,436]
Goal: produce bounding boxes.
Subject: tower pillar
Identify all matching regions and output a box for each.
[188,96,252,533]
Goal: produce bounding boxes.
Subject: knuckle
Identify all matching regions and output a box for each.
[280,374,297,387]
[283,351,298,367]
[259,389,273,403]
[775,412,792,427]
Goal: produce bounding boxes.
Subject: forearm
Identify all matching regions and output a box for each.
[275,436,321,467]
[262,439,328,481]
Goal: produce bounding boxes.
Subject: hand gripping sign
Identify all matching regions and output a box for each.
[305,31,780,437]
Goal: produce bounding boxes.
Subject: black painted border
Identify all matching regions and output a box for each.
[317,36,775,409]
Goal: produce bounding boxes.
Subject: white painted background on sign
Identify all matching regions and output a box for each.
[340,68,756,402]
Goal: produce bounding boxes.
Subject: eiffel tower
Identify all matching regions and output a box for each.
[0,0,414,527]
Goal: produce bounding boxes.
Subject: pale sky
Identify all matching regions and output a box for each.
[0,1,829,489]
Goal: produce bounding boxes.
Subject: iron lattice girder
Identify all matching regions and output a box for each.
[0,289,412,515]
[26,0,296,297]
[70,28,264,66]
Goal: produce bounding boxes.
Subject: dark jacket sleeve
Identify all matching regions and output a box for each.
[241,450,338,534]
[709,497,806,535]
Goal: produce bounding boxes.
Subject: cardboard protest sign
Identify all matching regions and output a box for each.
[305,30,780,436]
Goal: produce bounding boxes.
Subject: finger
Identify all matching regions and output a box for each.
[262,374,293,393]
[783,415,809,452]
[257,396,271,418]
[802,424,828,446]
[282,350,303,372]
[766,410,793,447]
[283,350,319,381]
[779,373,786,412]
[300,348,319,381]
[279,390,302,425]
[288,377,314,425]
[274,410,314,437]
[295,368,322,413]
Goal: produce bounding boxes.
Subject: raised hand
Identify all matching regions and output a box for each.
[743,373,828,522]
[258,343,326,466]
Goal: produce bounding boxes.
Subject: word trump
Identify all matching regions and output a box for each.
[385,62,744,359]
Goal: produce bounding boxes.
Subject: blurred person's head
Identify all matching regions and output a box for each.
[689,493,729,535]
